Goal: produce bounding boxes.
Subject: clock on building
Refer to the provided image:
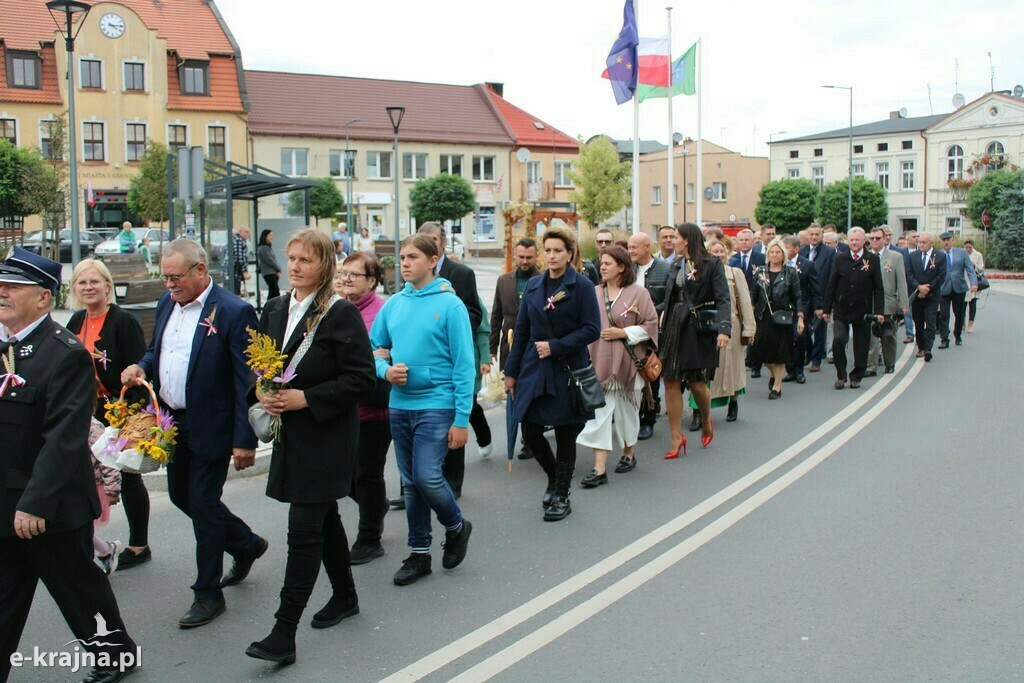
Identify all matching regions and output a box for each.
[99,13,125,38]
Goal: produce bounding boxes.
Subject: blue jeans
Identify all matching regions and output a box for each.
[904,310,915,338]
[390,408,462,552]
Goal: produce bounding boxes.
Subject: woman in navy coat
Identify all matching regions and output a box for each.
[504,226,601,521]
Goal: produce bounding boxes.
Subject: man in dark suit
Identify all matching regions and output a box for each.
[1,247,137,683]
[905,232,947,361]
[823,228,884,389]
[900,229,919,343]
[937,230,978,348]
[782,236,819,384]
[122,239,266,629]
[628,232,669,440]
[418,223,482,496]
[729,229,766,377]
[799,224,837,371]
[751,222,776,257]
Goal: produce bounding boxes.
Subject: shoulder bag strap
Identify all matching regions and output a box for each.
[604,286,647,372]
[286,294,341,372]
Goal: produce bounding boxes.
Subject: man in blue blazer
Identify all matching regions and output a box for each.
[937,231,978,348]
[783,235,819,383]
[729,229,766,376]
[799,225,837,371]
[123,239,266,629]
[905,232,947,361]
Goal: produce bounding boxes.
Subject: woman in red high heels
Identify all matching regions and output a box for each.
[660,223,732,454]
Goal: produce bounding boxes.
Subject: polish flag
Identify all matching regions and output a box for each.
[602,36,670,87]
[86,180,95,208]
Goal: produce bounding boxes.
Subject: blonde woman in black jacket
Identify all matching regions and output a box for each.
[749,239,804,399]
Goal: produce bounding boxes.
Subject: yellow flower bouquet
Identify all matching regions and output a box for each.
[244,328,293,442]
[93,381,177,473]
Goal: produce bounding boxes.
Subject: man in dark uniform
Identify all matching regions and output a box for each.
[822,228,885,390]
[0,247,137,683]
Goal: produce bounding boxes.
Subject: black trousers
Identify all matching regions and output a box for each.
[939,291,967,342]
[521,422,583,484]
[639,376,661,427]
[0,524,136,682]
[348,419,391,546]
[968,298,978,322]
[166,419,260,600]
[469,399,492,447]
[120,471,149,547]
[274,501,354,633]
[832,318,871,381]
[787,318,808,376]
[912,295,940,352]
[263,274,281,300]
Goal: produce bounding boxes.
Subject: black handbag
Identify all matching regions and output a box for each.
[771,310,793,326]
[541,306,605,414]
[976,270,990,292]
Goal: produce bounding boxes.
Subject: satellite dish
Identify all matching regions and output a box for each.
[899,107,908,118]
[952,93,966,109]
[672,132,684,144]
[516,148,531,164]
[729,214,737,222]
[703,187,714,200]
[1014,84,1024,98]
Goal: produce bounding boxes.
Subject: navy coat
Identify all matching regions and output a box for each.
[906,248,948,301]
[800,243,837,310]
[728,249,765,290]
[504,267,601,426]
[790,255,820,314]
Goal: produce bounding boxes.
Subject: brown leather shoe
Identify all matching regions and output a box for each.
[834,379,846,389]
[809,364,820,372]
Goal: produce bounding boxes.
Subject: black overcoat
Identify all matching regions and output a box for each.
[662,256,733,371]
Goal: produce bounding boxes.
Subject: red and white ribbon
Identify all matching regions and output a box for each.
[0,373,25,397]
[94,349,110,370]
[199,316,218,336]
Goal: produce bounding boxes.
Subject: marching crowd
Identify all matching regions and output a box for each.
[0,217,984,681]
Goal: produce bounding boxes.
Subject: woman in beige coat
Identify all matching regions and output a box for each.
[689,237,755,426]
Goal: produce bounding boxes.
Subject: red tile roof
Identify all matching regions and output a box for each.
[245,70,516,146]
[0,45,63,105]
[485,86,579,151]
[166,54,244,112]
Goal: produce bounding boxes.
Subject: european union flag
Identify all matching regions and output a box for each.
[605,0,639,104]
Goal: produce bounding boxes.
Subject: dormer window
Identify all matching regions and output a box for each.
[180,60,209,96]
[6,51,41,90]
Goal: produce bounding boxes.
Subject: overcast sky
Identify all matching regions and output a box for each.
[218,0,1024,157]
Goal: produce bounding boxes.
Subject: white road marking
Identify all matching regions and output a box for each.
[380,347,917,682]
[452,355,926,682]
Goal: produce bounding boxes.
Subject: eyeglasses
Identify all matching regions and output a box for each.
[596,239,613,245]
[337,270,368,280]
[159,263,198,284]
[869,235,884,240]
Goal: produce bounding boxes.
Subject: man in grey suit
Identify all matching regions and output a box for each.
[937,231,977,348]
[628,232,669,440]
[866,227,909,374]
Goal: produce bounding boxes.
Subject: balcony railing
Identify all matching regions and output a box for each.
[521,180,555,202]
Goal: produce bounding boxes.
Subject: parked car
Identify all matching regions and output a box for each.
[22,229,102,262]
[94,228,169,262]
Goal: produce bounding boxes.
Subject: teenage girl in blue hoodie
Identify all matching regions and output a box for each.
[370,233,475,586]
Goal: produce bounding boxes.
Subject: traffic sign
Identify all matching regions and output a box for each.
[982,209,991,228]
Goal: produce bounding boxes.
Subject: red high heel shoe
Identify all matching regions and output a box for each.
[664,435,687,459]
[701,417,714,448]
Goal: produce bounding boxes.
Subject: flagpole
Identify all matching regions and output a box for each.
[666,8,674,229]
[630,0,640,235]
[695,36,703,226]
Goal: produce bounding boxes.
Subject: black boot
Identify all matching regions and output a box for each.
[726,399,738,422]
[310,579,359,629]
[246,623,296,664]
[542,473,556,509]
[532,440,558,509]
[543,458,574,522]
[688,409,702,432]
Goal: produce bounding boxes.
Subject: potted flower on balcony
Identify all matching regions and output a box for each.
[947,177,977,203]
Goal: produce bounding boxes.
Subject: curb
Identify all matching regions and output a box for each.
[142,444,273,491]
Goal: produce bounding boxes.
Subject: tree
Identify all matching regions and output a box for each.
[409,173,476,224]
[287,178,345,222]
[816,177,888,230]
[22,115,70,257]
[127,141,170,225]
[0,140,36,226]
[567,137,631,228]
[966,168,1024,230]
[754,178,819,233]
[987,172,1024,270]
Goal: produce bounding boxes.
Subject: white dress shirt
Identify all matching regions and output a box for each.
[158,278,214,410]
[283,291,314,348]
[635,259,653,288]
[0,312,49,343]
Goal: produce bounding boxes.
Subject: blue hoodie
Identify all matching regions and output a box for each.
[369,277,475,428]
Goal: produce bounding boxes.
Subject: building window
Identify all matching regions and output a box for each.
[281,148,308,176]
[81,59,102,88]
[945,144,964,180]
[0,119,16,145]
[403,153,428,180]
[789,150,799,159]
[554,161,573,188]
[673,184,679,204]
[472,155,496,182]
[713,182,727,201]
[125,123,146,162]
[329,150,356,178]
[875,161,890,190]
[651,186,662,205]
[901,160,915,190]
[476,207,496,241]
[526,160,541,183]
[811,166,825,189]
[686,183,695,203]
[787,168,800,179]
[168,124,187,151]
[180,61,209,95]
[853,144,864,154]
[852,163,865,179]
[813,148,823,157]
[945,216,962,234]
[877,142,889,152]
[6,51,41,89]
[208,125,226,160]
[39,119,59,159]
[985,141,1005,159]
[439,154,463,176]
[123,62,145,91]
[83,122,105,161]
[367,151,392,180]
[901,140,913,150]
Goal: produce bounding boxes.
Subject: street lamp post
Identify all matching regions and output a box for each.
[823,85,853,232]
[46,0,91,267]
[679,148,689,223]
[386,106,405,293]
[344,118,360,239]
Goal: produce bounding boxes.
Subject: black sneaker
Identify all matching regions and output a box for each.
[349,541,384,566]
[441,520,473,570]
[117,545,151,571]
[393,554,432,586]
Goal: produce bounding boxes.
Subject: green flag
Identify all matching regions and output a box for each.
[636,42,696,103]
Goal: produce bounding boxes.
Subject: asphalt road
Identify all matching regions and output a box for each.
[14,273,1023,682]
